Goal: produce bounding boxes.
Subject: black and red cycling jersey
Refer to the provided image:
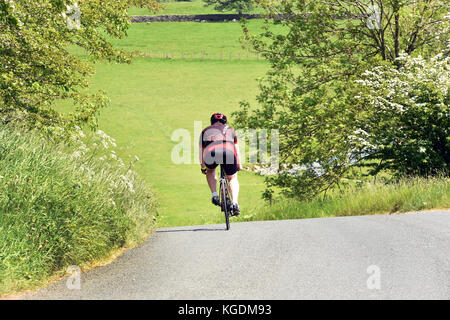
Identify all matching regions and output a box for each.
[199,122,238,157]
[199,122,239,175]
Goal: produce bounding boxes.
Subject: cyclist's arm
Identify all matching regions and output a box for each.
[200,152,206,168]
[199,133,206,168]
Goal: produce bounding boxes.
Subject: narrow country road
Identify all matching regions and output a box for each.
[22,211,450,299]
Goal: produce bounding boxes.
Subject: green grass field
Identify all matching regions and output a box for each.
[112,20,268,58]
[81,21,272,227]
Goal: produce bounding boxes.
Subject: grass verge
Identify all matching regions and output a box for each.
[0,125,158,296]
[232,177,449,222]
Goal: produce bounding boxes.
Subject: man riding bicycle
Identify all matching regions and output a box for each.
[199,113,242,216]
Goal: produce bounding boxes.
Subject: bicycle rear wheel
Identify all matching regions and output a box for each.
[220,167,231,230]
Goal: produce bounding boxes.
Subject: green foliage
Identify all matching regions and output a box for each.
[0,124,158,295]
[0,0,160,134]
[234,0,449,200]
[203,0,255,14]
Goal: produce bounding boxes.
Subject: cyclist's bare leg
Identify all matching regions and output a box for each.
[206,168,217,193]
[226,173,239,204]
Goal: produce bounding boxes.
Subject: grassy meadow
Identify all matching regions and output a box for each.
[81,20,273,227]
[110,20,270,59]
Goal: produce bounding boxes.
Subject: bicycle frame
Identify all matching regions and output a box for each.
[219,166,232,230]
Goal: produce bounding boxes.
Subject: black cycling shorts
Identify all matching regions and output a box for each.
[204,148,238,176]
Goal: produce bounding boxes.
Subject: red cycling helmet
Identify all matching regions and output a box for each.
[210,112,227,125]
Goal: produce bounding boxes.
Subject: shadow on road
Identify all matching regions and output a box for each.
[157,227,227,233]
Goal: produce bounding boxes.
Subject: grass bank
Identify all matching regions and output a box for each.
[232,177,449,222]
[0,125,158,296]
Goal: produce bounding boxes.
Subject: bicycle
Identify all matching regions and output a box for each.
[218,165,233,230]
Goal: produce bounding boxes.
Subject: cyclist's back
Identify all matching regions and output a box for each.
[200,121,237,158]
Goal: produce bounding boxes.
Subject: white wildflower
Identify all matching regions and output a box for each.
[72,151,82,159]
[101,139,109,149]
[354,128,369,136]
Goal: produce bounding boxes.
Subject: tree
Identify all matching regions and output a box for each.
[234,0,449,200]
[204,0,255,15]
[0,0,161,135]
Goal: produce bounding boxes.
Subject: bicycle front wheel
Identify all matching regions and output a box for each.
[220,181,230,231]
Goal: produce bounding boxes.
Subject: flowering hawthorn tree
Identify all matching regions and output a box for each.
[354,48,449,176]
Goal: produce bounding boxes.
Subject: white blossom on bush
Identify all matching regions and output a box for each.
[353,46,449,175]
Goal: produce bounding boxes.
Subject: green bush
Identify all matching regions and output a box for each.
[0,125,158,296]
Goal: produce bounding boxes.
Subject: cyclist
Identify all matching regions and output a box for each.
[199,113,242,216]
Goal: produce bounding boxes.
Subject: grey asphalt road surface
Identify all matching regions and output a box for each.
[22,210,450,299]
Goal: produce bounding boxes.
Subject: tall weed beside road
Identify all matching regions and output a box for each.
[0,125,158,296]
